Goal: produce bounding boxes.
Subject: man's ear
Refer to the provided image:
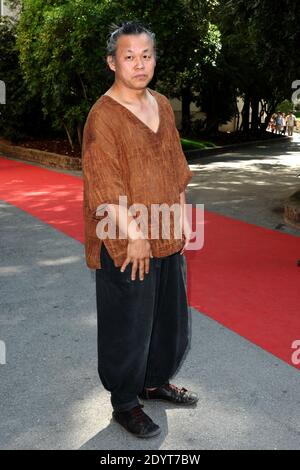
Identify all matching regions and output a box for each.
[107,55,116,72]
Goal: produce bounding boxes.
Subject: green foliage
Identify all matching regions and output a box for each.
[2,0,300,147]
[98,0,221,98]
[181,137,216,150]
[16,0,115,148]
[0,15,47,141]
[276,99,295,114]
[15,0,221,145]
[228,0,300,102]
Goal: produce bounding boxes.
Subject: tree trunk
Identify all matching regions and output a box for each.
[264,99,280,128]
[251,97,259,130]
[204,117,219,134]
[181,86,192,133]
[77,122,82,149]
[241,94,250,131]
[234,95,240,132]
[62,121,74,151]
[77,73,88,101]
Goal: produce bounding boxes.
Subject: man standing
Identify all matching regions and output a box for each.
[287,111,297,136]
[82,21,198,439]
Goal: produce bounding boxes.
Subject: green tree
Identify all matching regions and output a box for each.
[227,0,300,128]
[0,15,46,141]
[17,0,114,149]
[16,0,221,145]
[276,99,295,115]
[100,0,221,133]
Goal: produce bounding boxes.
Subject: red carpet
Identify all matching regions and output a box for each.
[1,155,300,369]
[185,209,300,369]
[0,156,84,243]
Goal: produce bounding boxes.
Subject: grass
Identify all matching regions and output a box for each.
[180,137,217,150]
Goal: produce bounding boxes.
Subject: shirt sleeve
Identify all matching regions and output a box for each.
[82,109,126,219]
[164,97,194,193]
[173,126,194,193]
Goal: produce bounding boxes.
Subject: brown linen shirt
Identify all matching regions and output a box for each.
[82,87,194,269]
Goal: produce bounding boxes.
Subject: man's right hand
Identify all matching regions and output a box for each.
[120,238,153,281]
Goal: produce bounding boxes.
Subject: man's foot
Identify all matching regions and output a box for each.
[112,404,161,438]
[139,383,199,405]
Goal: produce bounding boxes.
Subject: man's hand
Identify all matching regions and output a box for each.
[120,238,153,281]
[179,190,194,255]
[180,218,193,255]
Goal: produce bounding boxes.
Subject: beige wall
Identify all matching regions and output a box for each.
[170,97,207,129]
[170,96,266,133]
[170,96,240,132]
[0,1,18,17]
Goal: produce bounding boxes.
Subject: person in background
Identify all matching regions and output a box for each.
[275,112,283,134]
[281,113,287,135]
[286,111,297,136]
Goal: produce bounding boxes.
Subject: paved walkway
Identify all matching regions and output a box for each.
[187,133,300,237]
[0,135,300,450]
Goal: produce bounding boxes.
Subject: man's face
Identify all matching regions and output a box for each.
[107,32,156,90]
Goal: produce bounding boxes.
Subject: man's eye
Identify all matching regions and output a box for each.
[144,55,151,59]
[126,56,133,60]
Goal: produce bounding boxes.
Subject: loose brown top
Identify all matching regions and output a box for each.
[82,88,193,269]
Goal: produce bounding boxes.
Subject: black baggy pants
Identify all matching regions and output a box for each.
[95,242,191,412]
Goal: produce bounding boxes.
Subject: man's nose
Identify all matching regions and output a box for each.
[135,57,145,68]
